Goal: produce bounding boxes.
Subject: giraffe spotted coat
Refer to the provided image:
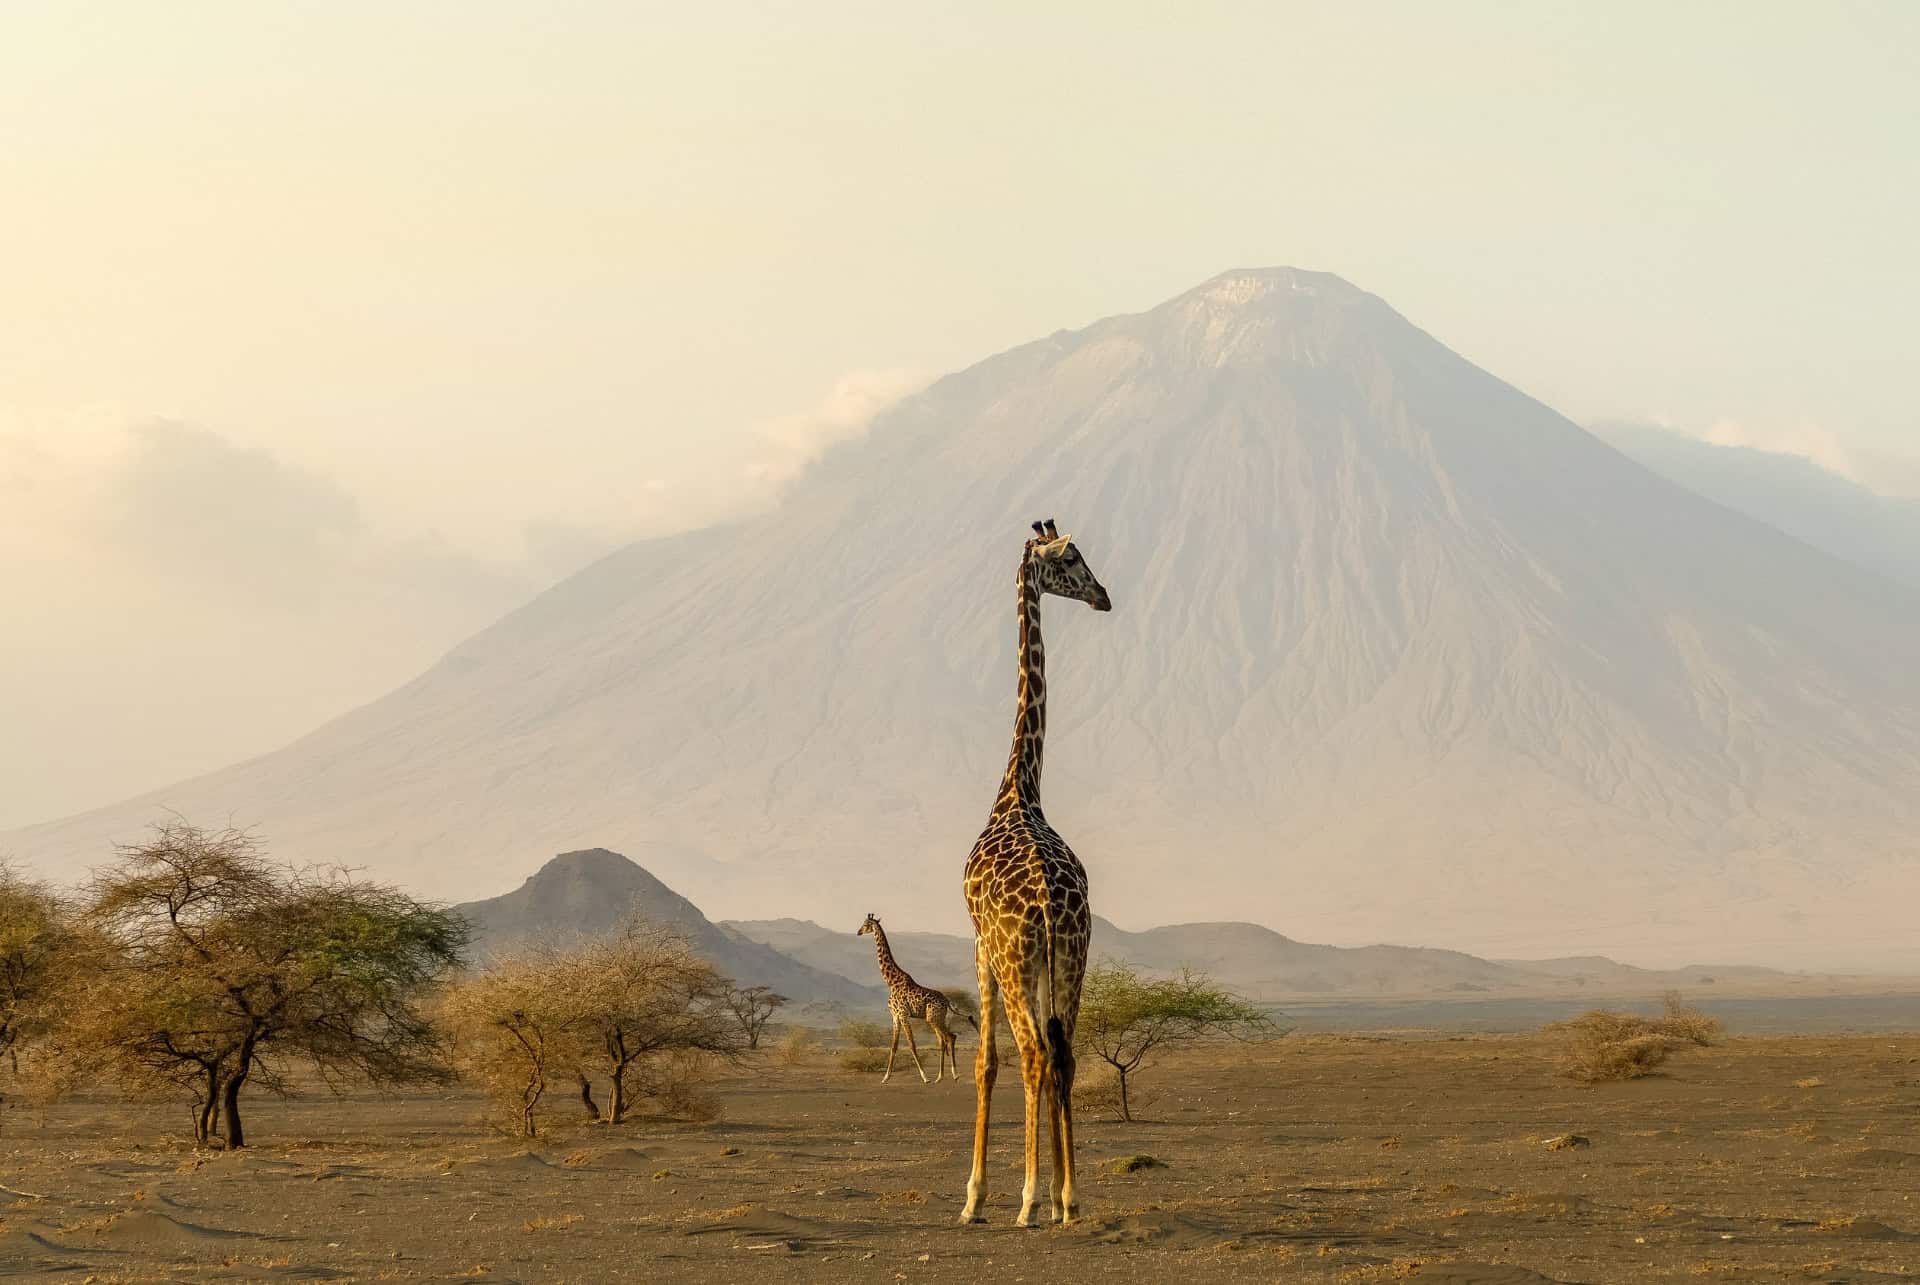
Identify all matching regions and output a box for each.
[960,519,1111,1229]
[857,913,970,1083]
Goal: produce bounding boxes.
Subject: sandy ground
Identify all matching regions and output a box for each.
[4,1033,1920,1283]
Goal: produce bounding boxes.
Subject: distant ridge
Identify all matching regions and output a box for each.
[452,849,880,1011]
[723,915,1800,1004]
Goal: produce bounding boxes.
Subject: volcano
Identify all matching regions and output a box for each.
[12,268,1920,967]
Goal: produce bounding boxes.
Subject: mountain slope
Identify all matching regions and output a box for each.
[11,268,1920,967]
[453,849,879,1010]
[1594,421,1920,591]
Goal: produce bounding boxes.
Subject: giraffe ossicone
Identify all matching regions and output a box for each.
[959,519,1111,1228]
[857,912,970,1084]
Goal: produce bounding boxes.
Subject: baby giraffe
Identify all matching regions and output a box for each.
[857,913,972,1083]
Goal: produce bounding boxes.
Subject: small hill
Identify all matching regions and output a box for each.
[454,850,880,1011]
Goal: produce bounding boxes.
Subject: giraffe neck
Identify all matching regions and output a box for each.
[870,923,912,989]
[994,552,1046,817]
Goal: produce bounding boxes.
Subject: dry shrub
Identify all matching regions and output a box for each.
[1551,992,1720,1083]
[837,1048,889,1073]
[1074,1065,1156,1120]
[837,1018,889,1049]
[775,1026,820,1066]
[835,1018,891,1073]
[636,1050,722,1122]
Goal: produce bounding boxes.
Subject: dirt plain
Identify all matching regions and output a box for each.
[5,1031,1920,1284]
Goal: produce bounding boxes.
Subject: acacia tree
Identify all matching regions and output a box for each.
[55,823,467,1147]
[723,985,786,1051]
[444,922,750,1136]
[1075,962,1273,1121]
[570,923,745,1123]
[0,862,68,1081]
[442,955,580,1137]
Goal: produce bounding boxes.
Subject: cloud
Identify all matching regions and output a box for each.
[1696,419,1868,489]
[0,420,550,829]
[745,370,928,493]
[1623,413,1918,500]
[0,375,928,829]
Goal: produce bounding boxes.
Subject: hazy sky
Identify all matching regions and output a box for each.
[4,2,1917,829]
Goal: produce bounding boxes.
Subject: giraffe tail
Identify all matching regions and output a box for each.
[1041,902,1069,1094]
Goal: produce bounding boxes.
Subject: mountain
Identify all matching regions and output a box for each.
[10,267,1920,968]
[724,916,1795,1003]
[1595,422,1920,591]
[452,849,879,1011]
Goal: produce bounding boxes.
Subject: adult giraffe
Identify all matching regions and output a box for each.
[857,912,968,1084]
[960,518,1111,1228]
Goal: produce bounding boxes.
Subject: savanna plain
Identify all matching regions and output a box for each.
[7,1029,1920,1284]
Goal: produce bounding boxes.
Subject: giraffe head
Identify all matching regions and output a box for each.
[857,913,882,937]
[1025,519,1112,612]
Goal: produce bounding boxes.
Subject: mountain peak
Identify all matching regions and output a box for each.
[1113,265,1403,370]
[528,848,657,887]
[1188,265,1366,303]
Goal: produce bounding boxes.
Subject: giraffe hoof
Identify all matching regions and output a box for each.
[959,1209,987,1226]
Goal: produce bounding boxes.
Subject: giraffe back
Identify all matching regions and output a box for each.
[964,807,1091,1038]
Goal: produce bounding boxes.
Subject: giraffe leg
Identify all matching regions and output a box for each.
[927,1008,956,1083]
[1015,1030,1045,1227]
[882,1018,901,1084]
[1046,1073,1064,1223]
[960,950,999,1224]
[1048,1037,1079,1224]
[903,1019,929,1083]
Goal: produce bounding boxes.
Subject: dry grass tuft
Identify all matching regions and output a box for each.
[1794,1076,1826,1089]
[521,1213,580,1233]
[1550,992,1720,1082]
[1108,1154,1166,1174]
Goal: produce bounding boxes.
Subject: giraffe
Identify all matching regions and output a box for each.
[960,518,1111,1228]
[857,913,975,1083]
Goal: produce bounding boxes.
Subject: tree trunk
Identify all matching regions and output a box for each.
[606,1030,630,1124]
[195,1064,221,1145]
[221,1068,249,1149]
[521,1070,545,1137]
[578,1075,601,1121]
[1117,1068,1132,1122]
[609,1062,629,1125]
[221,1035,257,1149]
